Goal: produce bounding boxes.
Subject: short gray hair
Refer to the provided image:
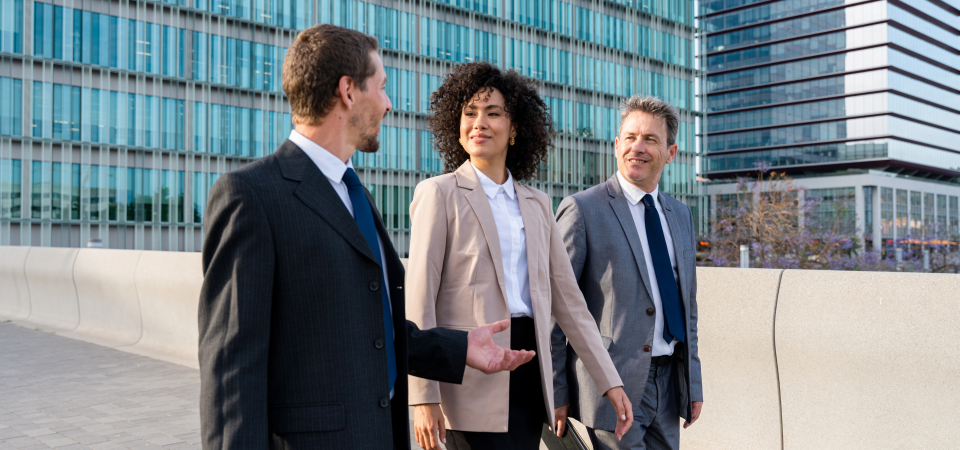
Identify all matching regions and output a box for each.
[619,95,680,146]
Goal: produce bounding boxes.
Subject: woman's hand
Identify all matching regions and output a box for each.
[414,403,446,450]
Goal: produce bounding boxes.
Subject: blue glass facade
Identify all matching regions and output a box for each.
[701,0,960,246]
[1,0,700,252]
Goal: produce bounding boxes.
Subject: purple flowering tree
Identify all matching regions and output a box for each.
[697,163,939,272]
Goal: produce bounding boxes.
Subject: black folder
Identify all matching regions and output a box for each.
[540,418,589,450]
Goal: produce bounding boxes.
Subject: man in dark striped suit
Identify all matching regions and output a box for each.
[199,24,534,450]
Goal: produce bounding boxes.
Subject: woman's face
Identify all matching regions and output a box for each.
[459,87,517,163]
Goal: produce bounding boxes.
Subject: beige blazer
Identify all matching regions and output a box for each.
[406,161,622,433]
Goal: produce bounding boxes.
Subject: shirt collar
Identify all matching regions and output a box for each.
[616,171,659,207]
[472,164,516,200]
[288,130,353,183]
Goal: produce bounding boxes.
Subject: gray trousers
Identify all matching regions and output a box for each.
[587,358,681,450]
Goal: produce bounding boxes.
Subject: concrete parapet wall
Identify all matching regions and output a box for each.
[71,249,144,347]
[24,247,81,331]
[0,246,201,368]
[681,267,784,450]
[127,251,203,369]
[0,246,31,320]
[1,248,957,448]
[776,270,960,450]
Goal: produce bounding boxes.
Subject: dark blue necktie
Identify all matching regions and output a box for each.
[342,168,397,392]
[641,194,686,343]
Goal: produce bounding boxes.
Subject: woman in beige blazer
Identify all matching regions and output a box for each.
[407,62,633,450]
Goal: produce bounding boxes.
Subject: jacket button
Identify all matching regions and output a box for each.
[642,345,651,352]
[375,338,385,349]
[646,308,654,316]
[379,397,390,408]
[369,281,380,291]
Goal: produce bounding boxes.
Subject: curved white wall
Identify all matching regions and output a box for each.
[24,247,80,331]
[0,246,31,320]
[3,248,959,449]
[0,246,201,368]
[71,249,144,347]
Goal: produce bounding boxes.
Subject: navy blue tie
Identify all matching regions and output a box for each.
[641,194,685,343]
[342,168,397,392]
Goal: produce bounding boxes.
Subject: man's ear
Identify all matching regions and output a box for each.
[665,143,679,164]
[336,75,356,109]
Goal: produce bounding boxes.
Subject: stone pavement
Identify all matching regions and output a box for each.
[0,322,456,450]
[0,322,201,450]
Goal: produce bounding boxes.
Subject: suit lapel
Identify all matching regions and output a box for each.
[456,162,510,310]
[514,182,541,309]
[606,175,655,302]
[660,193,692,311]
[275,140,378,264]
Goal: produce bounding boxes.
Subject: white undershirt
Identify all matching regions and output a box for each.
[616,171,679,357]
[473,165,533,318]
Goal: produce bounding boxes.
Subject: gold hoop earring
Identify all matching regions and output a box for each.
[509,136,516,146]
[459,138,464,146]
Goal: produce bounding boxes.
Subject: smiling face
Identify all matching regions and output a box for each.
[350,51,392,153]
[459,87,517,167]
[615,111,678,193]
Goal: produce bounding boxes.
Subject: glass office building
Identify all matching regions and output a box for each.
[0,0,701,254]
[700,0,960,251]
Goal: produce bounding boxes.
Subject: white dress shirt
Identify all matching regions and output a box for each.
[616,171,679,357]
[288,130,393,312]
[473,165,533,318]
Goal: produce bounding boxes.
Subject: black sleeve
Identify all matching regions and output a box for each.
[198,173,274,449]
[406,320,468,385]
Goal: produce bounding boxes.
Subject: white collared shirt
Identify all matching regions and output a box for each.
[473,165,533,318]
[616,171,679,357]
[288,130,392,317]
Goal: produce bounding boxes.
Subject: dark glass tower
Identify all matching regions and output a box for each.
[700,0,960,250]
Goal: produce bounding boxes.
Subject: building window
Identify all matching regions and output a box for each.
[896,189,908,241]
[881,187,893,240]
[864,186,874,240]
[808,188,855,235]
[909,191,922,239]
[950,196,959,238]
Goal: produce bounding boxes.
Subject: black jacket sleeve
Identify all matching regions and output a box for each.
[406,320,468,385]
[198,173,274,449]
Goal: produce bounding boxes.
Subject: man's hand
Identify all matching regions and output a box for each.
[466,320,535,374]
[604,386,633,441]
[554,404,570,437]
[683,401,703,429]
[414,404,445,450]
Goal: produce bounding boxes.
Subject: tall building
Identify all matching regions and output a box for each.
[0,0,701,255]
[700,0,960,252]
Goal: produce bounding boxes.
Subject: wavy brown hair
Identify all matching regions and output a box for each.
[426,62,555,181]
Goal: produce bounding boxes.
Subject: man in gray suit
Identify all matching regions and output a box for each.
[199,25,533,450]
[551,96,703,449]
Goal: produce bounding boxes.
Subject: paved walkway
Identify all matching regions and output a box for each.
[0,322,201,450]
[0,323,451,450]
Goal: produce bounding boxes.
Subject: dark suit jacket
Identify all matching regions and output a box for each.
[199,140,469,450]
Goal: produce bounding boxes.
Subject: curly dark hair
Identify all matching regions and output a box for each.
[426,62,555,181]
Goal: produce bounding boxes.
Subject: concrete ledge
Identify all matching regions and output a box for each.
[681,267,784,450]
[69,249,144,347]
[23,247,80,331]
[0,246,32,320]
[6,248,957,450]
[125,250,203,369]
[776,270,960,450]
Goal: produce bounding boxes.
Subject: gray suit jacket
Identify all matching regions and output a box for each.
[199,140,469,450]
[551,174,702,431]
